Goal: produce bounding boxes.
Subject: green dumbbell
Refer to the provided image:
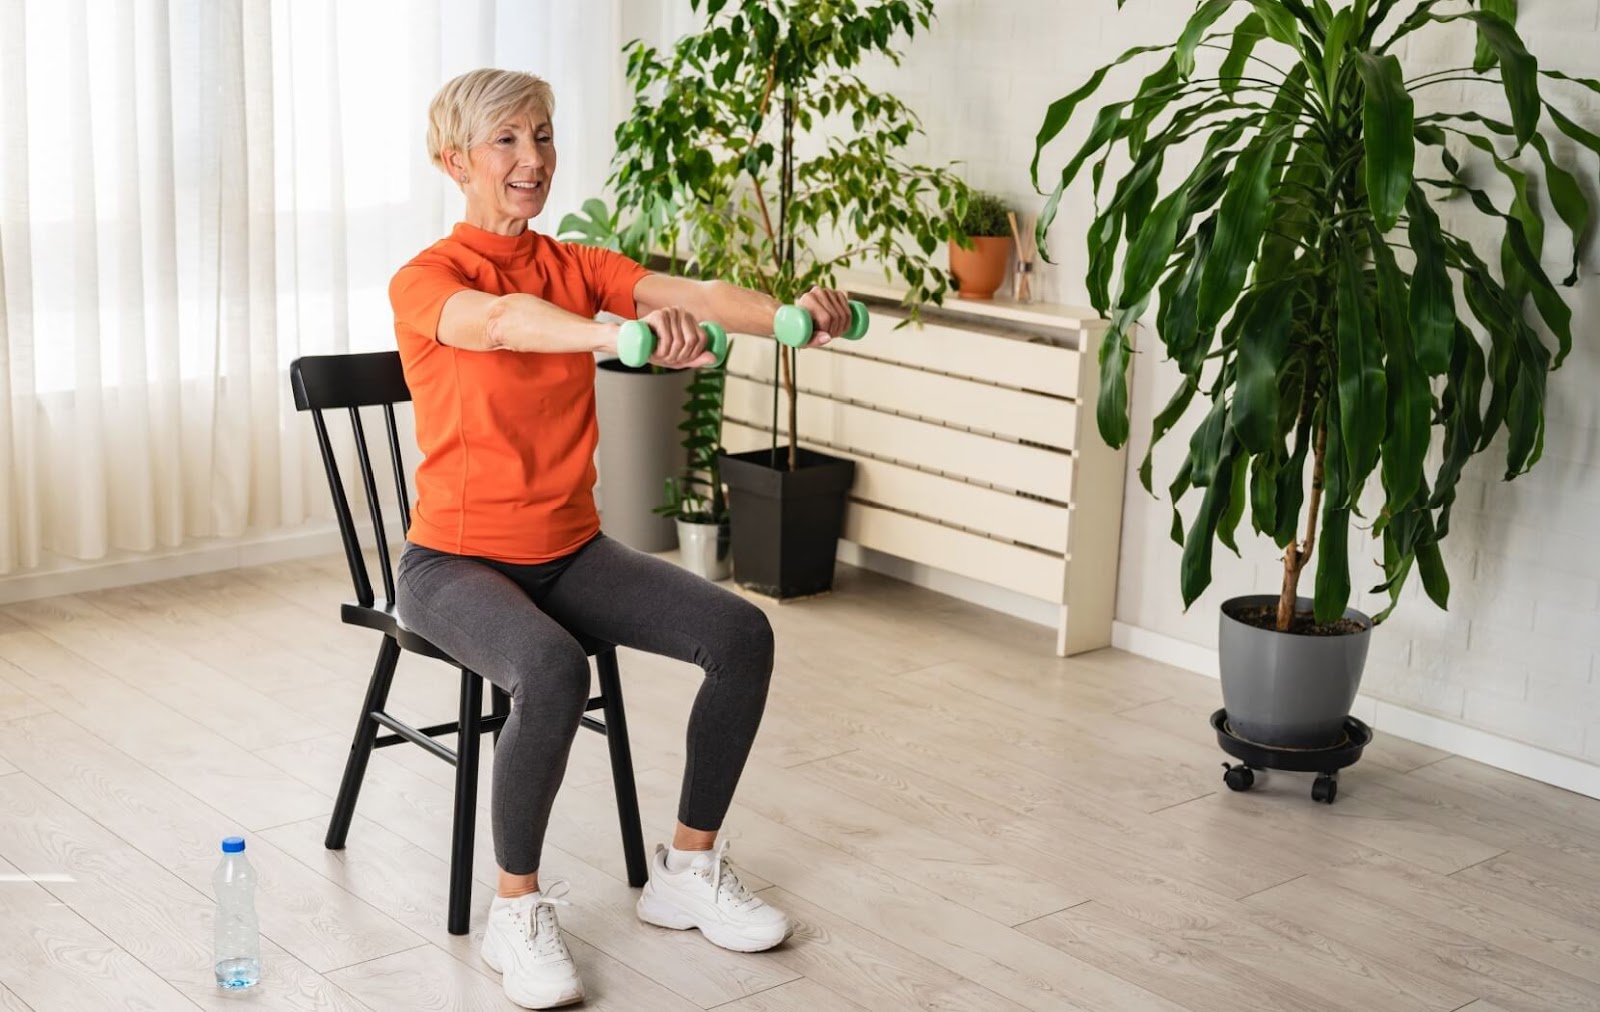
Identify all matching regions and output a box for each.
[616,318,729,368]
[772,300,870,349]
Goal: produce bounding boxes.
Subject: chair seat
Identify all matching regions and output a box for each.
[341,601,612,661]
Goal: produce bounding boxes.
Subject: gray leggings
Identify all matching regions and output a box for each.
[394,533,775,875]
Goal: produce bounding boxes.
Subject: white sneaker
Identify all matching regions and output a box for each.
[480,883,584,1009]
[635,842,792,952]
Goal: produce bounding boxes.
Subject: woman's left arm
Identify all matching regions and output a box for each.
[633,274,854,346]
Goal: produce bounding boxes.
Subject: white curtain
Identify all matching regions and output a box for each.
[0,0,628,576]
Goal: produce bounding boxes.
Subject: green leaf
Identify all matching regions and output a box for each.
[1474,0,1517,72]
[1181,436,1240,608]
[1430,322,1486,511]
[1156,217,1214,377]
[1442,127,1545,271]
[1274,415,1311,548]
[1115,186,1189,312]
[1540,68,1600,99]
[1529,132,1588,286]
[1435,11,1540,147]
[1314,507,1352,623]
[1140,377,1198,493]
[1219,13,1267,93]
[1126,57,1184,159]
[1416,538,1450,608]
[1029,43,1172,188]
[1230,279,1297,454]
[1249,0,1303,47]
[1197,131,1284,331]
[1170,459,1194,547]
[1354,52,1413,232]
[1506,357,1548,478]
[1095,313,1135,449]
[1335,246,1387,500]
[1405,187,1456,376]
[1177,0,1233,77]
[1189,392,1232,489]
[1258,141,1320,280]
[1432,151,1572,367]
[1250,450,1281,538]
[1218,446,1251,555]
[1371,231,1431,524]
[1322,8,1354,98]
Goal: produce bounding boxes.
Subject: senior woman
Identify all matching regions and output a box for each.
[389,68,850,1009]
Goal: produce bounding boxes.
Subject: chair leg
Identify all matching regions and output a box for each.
[325,636,401,850]
[449,669,484,936]
[595,649,648,888]
[491,685,510,747]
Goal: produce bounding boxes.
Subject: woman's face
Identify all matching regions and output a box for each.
[452,108,557,234]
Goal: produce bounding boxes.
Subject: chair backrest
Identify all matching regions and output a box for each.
[289,351,413,610]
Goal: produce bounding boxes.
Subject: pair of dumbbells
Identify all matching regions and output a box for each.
[615,300,871,368]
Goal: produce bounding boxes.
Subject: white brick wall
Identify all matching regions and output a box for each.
[608,1,1600,767]
[846,0,1600,765]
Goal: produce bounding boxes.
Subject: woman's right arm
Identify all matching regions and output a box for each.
[436,290,613,354]
[437,289,717,368]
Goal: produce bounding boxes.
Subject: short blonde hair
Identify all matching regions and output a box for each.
[426,68,555,171]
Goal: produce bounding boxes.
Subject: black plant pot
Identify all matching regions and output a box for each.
[718,446,856,599]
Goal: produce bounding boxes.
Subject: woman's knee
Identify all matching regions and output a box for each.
[701,595,774,679]
[500,634,593,714]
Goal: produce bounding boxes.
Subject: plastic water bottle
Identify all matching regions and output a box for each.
[213,836,260,989]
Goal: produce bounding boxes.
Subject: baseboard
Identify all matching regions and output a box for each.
[1112,620,1600,801]
[0,522,359,606]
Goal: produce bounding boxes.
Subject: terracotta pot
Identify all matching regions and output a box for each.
[948,236,1012,299]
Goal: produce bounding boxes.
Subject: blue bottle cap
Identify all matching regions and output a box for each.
[221,836,246,853]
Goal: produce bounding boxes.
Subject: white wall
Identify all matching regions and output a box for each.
[825,0,1600,769]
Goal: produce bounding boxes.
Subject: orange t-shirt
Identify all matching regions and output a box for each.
[388,222,651,563]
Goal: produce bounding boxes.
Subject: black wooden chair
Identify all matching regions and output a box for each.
[289,350,648,935]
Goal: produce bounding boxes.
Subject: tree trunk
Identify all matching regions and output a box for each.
[780,92,798,471]
[1278,421,1328,631]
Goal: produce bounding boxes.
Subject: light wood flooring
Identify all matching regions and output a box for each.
[0,552,1598,1011]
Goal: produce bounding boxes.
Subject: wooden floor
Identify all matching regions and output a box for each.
[0,553,1598,1011]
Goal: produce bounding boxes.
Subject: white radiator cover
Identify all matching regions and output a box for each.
[721,276,1129,656]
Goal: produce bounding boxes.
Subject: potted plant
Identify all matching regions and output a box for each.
[1031,1,1591,749]
[949,189,1014,299]
[559,196,691,553]
[655,354,733,581]
[604,0,970,599]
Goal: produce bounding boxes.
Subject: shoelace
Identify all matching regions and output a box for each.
[700,841,759,912]
[520,881,572,960]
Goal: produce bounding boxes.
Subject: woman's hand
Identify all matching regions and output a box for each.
[796,286,853,347]
[637,306,716,368]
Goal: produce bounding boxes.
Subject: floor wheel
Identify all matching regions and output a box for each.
[1222,764,1255,792]
[1312,774,1338,804]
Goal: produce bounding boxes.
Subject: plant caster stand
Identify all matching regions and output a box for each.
[1211,708,1371,804]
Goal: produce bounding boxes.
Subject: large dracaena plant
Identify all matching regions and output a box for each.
[606,0,968,470]
[1032,0,1593,632]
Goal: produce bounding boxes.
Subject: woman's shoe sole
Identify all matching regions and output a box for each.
[635,891,790,953]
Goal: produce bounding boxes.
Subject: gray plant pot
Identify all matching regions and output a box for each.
[676,517,731,582]
[594,359,693,553]
[1218,594,1373,749]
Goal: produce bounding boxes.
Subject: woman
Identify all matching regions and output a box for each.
[390,68,851,1010]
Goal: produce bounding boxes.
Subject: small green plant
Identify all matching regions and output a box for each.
[558,192,685,269]
[655,359,730,524]
[957,190,1013,238]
